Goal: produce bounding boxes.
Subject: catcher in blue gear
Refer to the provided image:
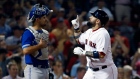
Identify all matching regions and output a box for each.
[21,4,53,79]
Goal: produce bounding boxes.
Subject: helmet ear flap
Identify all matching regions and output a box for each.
[27,15,35,22]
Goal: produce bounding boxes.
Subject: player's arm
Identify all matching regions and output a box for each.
[73,33,108,59]
[23,38,47,55]
[23,43,43,55]
[73,47,106,59]
[85,51,105,58]
[22,30,47,55]
[71,15,82,42]
[84,33,109,59]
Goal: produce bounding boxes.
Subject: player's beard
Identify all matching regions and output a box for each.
[40,24,46,28]
[87,21,96,27]
[39,22,47,28]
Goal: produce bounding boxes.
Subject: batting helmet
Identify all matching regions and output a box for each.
[27,4,53,22]
[90,9,109,26]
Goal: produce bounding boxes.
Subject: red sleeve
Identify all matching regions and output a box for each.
[64,20,71,29]
[63,40,73,56]
[110,37,115,44]
[50,18,57,28]
[66,57,78,73]
[123,37,130,48]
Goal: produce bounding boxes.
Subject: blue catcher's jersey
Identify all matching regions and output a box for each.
[21,29,48,66]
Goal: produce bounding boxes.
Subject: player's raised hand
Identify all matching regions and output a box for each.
[38,38,48,48]
[71,15,80,29]
[73,47,86,55]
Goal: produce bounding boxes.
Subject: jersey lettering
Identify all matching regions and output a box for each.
[85,39,88,45]
[85,39,96,48]
[89,41,96,48]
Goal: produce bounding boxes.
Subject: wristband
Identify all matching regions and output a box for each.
[93,51,99,58]
[85,51,100,58]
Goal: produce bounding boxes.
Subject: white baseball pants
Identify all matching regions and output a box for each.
[83,64,118,79]
[24,65,49,79]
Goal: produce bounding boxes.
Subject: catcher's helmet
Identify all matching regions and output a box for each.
[90,9,109,26]
[27,4,53,22]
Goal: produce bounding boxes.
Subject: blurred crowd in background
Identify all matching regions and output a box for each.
[0,0,140,79]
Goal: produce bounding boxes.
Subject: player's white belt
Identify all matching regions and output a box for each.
[89,65,107,71]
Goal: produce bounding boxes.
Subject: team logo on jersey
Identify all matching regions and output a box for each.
[85,39,96,48]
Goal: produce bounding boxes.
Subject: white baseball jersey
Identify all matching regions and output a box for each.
[78,27,114,67]
[78,27,118,79]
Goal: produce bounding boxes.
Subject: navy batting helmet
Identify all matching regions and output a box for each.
[90,9,109,26]
[27,4,53,22]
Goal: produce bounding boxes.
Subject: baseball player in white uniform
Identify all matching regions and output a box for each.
[21,4,53,79]
[71,9,118,79]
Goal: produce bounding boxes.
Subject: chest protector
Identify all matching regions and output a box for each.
[26,26,49,60]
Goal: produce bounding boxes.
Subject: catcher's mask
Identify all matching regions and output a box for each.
[27,4,53,22]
